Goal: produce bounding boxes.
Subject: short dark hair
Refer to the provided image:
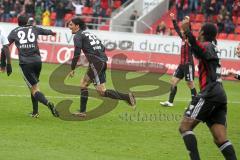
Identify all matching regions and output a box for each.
[201,23,218,42]
[18,15,28,26]
[71,18,86,30]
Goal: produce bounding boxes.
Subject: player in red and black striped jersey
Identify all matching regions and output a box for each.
[179,20,237,160]
[160,13,197,107]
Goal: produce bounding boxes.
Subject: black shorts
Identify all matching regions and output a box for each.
[184,96,227,127]
[87,61,107,85]
[173,63,194,81]
[19,62,42,88]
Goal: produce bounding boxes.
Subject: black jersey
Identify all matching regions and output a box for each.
[8,25,55,64]
[185,30,227,103]
[71,30,108,70]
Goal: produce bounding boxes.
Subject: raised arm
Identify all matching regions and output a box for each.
[181,20,208,59]
[72,1,77,7]
[36,27,56,36]
[170,13,183,39]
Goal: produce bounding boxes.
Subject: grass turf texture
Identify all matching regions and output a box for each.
[0,61,239,160]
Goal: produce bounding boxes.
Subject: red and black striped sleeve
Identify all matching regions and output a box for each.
[184,29,207,59]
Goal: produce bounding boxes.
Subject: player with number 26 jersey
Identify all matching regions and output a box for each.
[7,15,58,118]
[8,24,55,64]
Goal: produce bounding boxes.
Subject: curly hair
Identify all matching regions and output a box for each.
[200,23,218,44]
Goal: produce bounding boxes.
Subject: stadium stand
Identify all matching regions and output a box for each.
[0,0,128,29]
[0,0,240,40]
[144,0,240,40]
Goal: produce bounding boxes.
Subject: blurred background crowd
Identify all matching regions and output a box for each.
[157,0,240,36]
[0,0,240,38]
[0,0,128,28]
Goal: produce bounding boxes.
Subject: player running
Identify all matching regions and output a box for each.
[160,13,197,107]
[179,19,237,160]
[67,18,136,117]
[7,15,58,118]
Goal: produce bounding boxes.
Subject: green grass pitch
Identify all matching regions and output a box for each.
[0,61,239,160]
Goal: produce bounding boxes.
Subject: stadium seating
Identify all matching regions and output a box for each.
[191,23,201,31]
[232,16,237,24]
[1,1,240,41]
[235,27,240,34]
[113,0,122,9]
[218,33,227,39]
[227,34,236,40]
[50,12,57,20]
[144,6,240,41]
[64,13,74,23]
[195,14,205,23]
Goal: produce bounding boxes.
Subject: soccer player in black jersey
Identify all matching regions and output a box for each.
[67,18,136,117]
[7,15,58,118]
[160,13,197,107]
[178,19,237,160]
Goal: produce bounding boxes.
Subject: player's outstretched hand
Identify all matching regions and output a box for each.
[6,64,12,76]
[170,13,175,20]
[68,70,75,78]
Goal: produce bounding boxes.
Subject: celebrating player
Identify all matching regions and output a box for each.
[179,19,237,159]
[160,13,197,107]
[7,15,58,118]
[67,17,136,117]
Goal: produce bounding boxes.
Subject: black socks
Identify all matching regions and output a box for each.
[104,89,128,100]
[191,88,197,100]
[34,91,48,106]
[182,131,200,160]
[218,141,237,160]
[80,88,88,112]
[31,94,38,114]
[169,86,177,103]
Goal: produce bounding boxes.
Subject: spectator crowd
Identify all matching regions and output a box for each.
[0,0,128,28]
[157,0,240,36]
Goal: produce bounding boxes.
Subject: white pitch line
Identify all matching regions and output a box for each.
[0,94,240,104]
[5,84,26,88]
